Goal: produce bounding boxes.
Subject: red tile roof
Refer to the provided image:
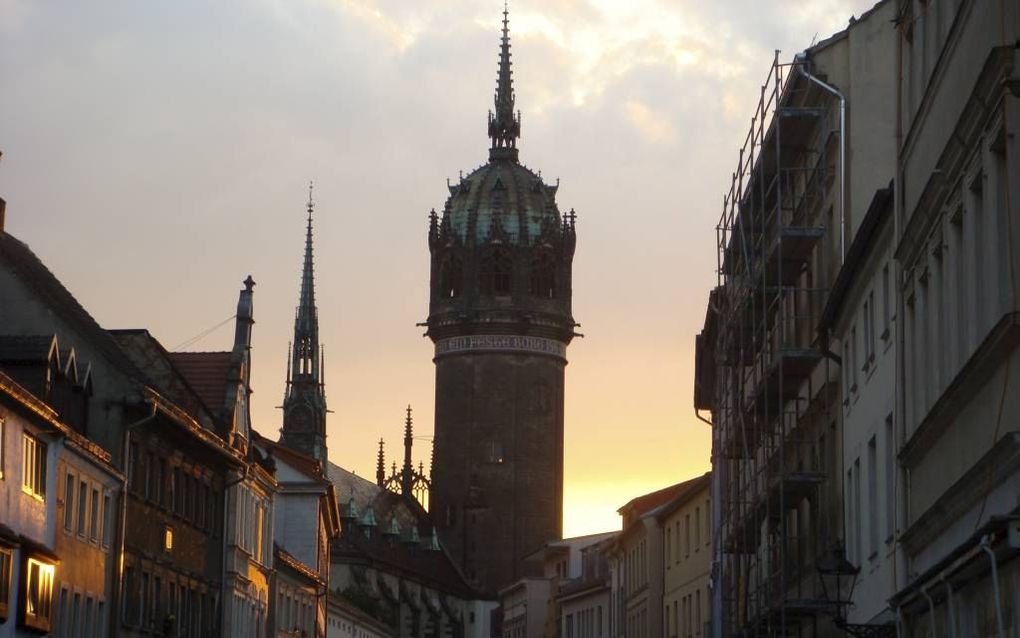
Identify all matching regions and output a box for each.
[618,473,711,522]
[167,351,233,416]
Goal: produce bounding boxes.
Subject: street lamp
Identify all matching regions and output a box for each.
[816,541,859,626]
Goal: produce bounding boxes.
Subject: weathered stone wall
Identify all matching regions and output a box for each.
[431,350,565,593]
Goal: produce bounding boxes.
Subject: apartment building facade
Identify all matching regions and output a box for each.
[889,0,1020,635]
[659,474,711,638]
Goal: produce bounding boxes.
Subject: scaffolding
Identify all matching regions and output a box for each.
[705,51,846,637]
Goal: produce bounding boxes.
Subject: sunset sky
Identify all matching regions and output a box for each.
[1,0,878,536]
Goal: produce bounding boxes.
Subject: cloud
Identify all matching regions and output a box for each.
[624,100,676,143]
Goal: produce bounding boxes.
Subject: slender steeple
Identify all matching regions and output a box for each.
[376,439,386,487]
[281,182,328,468]
[488,1,521,161]
[401,405,414,497]
[294,182,319,379]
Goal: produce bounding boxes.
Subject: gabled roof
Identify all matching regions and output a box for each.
[167,351,233,418]
[0,233,145,381]
[0,335,58,364]
[619,479,691,518]
[654,472,712,521]
[109,329,217,430]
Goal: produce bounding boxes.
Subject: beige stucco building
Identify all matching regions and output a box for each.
[659,473,710,638]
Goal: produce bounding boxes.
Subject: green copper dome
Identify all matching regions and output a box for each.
[443,159,562,246]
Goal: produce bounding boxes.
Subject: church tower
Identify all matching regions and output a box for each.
[426,6,578,593]
[281,185,328,467]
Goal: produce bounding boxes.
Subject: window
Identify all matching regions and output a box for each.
[72,592,82,633]
[57,587,68,633]
[694,507,701,549]
[685,514,691,556]
[164,526,174,552]
[24,557,55,631]
[154,457,164,506]
[0,416,5,480]
[102,492,112,547]
[96,601,105,638]
[853,458,862,563]
[90,487,100,541]
[0,547,11,620]
[84,597,94,635]
[885,414,896,541]
[868,437,879,557]
[22,433,46,499]
[479,246,513,296]
[881,264,891,339]
[862,297,872,371]
[864,290,876,366]
[123,567,135,623]
[174,467,183,514]
[255,505,265,563]
[693,587,701,636]
[705,499,711,546]
[530,249,556,299]
[63,472,75,530]
[129,441,140,492]
[144,451,154,500]
[850,326,859,390]
[141,571,150,628]
[153,577,161,626]
[77,480,87,536]
[438,253,463,299]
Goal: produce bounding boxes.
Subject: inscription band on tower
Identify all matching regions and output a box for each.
[434,335,567,361]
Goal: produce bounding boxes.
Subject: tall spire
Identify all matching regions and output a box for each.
[488,1,521,161]
[401,405,414,496]
[295,181,318,371]
[281,182,328,467]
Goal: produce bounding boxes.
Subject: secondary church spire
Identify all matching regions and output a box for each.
[281,182,328,468]
[488,1,521,160]
[295,181,319,378]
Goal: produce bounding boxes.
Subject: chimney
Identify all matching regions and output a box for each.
[234,275,255,355]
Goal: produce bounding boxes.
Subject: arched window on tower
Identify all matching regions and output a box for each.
[438,253,463,299]
[479,246,513,296]
[530,249,556,299]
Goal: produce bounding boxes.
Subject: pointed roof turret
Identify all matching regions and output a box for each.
[488,1,521,161]
[376,438,386,487]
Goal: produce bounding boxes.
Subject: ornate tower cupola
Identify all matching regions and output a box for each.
[425,3,579,594]
[281,183,328,468]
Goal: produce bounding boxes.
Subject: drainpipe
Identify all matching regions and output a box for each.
[979,535,1006,638]
[796,62,847,263]
[113,402,158,638]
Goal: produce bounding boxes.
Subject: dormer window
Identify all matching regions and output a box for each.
[480,247,512,296]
